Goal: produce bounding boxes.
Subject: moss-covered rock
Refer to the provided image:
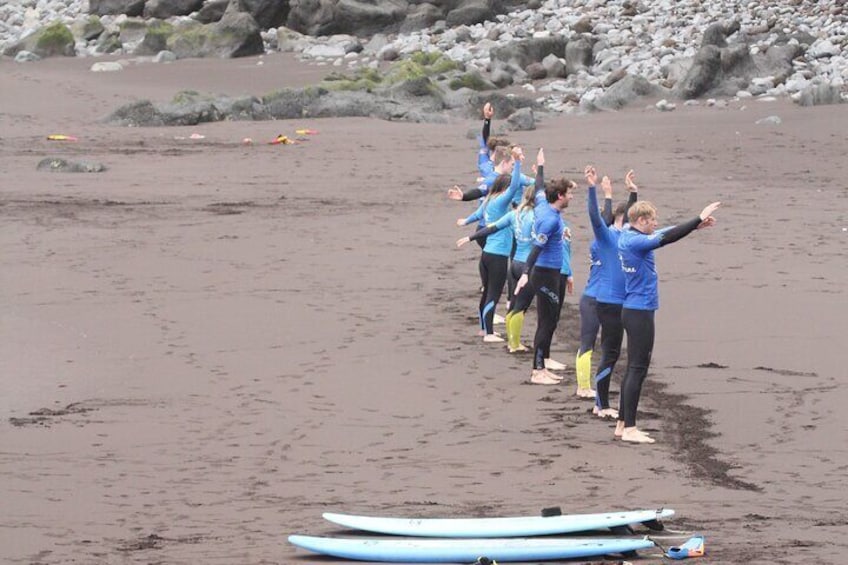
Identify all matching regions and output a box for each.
[448,71,497,91]
[73,15,105,42]
[135,19,175,55]
[320,67,383,92]
[2,21,77,58]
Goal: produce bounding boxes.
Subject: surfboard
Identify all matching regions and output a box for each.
[322,508,674,538]
[288,535,656,562]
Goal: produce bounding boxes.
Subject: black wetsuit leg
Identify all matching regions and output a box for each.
[530,267,561,370]
[595,302,624,410]
[578,294,600,356]
[620,308,655,427]
[480,252,508,335]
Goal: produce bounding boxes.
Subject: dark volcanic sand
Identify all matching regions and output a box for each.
[1,52,847,564]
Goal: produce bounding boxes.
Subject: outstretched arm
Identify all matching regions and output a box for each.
[448,181,488,202]
[658,202,721,247]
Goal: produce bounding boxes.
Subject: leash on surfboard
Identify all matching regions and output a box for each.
[648,533,706,560]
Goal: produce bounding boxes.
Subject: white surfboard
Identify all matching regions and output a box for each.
[289,534,656,562]
[323,508,674,538]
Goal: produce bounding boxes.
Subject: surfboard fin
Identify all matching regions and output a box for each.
[610,525,634,535]
[541,506,562,517]
[642,518,665,531]
[666,534,705,559]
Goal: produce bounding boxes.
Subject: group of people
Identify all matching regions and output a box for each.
[448,103,720,445]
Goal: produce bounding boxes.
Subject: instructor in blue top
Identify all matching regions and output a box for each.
[514,149,576,385]
[616,198,720,444]
[584,167,638,420]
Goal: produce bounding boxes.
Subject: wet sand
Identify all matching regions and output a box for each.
[1,52,847,564]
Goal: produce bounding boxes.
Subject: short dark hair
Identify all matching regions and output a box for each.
[545,178,575,203]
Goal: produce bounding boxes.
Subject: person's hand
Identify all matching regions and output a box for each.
[625,169,638,192]
[566,276,574,295]
[514,273,529,296]
[536,147,545,168]
[584,165,597,187]
[456,236,471,247]
[697,216,717,229]
[456,218,467,227]
[511,145,524,161]
[601,175,612,197]
[447,185,463,201]
[699,201,721,221]
[483,102,494,119]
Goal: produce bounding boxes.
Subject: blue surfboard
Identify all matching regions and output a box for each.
[288,535,656,562]
[323,508,674,538]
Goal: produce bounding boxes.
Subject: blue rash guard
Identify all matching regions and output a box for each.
[477,136,494,178]
[464,160,524,257]
[588,185,627,305]
[583,241,603,298]
[560,222,573,277]
[618,214,702,310]
[513,207,535,263]
[468,206,535,262]
[530,199,564,270]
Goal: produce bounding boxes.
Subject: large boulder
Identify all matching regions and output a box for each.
[235,0,291,29]
[3,22,76,58]
[795,84,846,107]
[166,8,264,58]
[195,0,230,23]
[400,3,443,33]
[287,0,408,36]
[89,0,145,16]
[591,73,666,111]
[445,0,497,27]
[564,34,594,75]
[490,36,568,86]
[133,20,175,55]
[144,0,205,19]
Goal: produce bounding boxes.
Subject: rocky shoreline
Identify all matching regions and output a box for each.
[3,0,845,123]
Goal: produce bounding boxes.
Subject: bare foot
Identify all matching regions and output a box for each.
[530,369,560,385]
[621,427,655,444]
[483,333,504,343]
[508,343,529,353]
[544,368,563,381]
[614,421,626,438]
[575,387,595,399]
[596,408,619,420]
[544,358,567,371]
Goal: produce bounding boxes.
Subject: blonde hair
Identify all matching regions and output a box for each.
[627,201,657,224]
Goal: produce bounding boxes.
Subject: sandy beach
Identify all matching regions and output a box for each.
[1,52,847,564]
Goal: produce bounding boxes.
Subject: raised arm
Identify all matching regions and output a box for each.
[624,169,638,218]
[584,166,613,243]
[600,173,614,226]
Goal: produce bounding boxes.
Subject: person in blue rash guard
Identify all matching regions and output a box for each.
[457,149,543,353]
[456,146,526,342]
[476,102,510,179]
[615,198,721,444]
[574,181,615,399]
[583,167,639,420]
[513,149,576,385]
[447,104,535,206]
